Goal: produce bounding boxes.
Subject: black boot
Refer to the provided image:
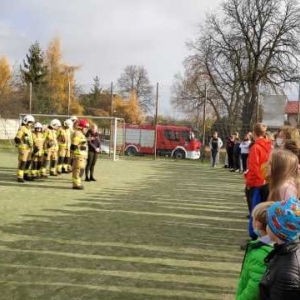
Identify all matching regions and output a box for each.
[90,171,96,181]
[24,174,34,181]
[85,177,90,182]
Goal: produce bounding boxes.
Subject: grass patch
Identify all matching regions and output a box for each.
[0,151,247,299]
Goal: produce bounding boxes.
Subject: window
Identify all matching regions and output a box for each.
[181,131,190,141]
[164,130,175,141]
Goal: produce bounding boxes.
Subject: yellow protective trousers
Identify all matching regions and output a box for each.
[17,149,32,179]
[31,153,44,177]
[72,156,87,187]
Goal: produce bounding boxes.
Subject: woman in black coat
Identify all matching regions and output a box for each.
[85,124,101,181]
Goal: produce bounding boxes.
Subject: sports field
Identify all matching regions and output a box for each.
[0,151,246,300]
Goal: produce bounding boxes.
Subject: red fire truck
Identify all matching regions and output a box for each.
[124,124,201,159]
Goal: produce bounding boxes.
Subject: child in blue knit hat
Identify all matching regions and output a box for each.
[236,201,273,300]
[259,197,300,300]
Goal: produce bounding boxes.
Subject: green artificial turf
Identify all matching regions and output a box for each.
[0,152,247,299]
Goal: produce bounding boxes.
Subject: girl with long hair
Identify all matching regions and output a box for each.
[267,149,300,202]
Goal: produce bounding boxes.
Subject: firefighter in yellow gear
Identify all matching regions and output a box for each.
[71,119,89,190]
[31,122,45,179]
[57,119,73,174]
[14,114,35,182]
[69,115,78,169]
[41,119,61,177]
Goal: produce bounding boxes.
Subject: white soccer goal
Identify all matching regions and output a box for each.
[0,115,19,146]
[19,114,125,161]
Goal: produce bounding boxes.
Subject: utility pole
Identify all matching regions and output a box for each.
[154,83,159,160]
[110,82,114,116]
[29,82,32,114]
[68,81,71,116]
[109,82,114,157]
[202,83,207,147]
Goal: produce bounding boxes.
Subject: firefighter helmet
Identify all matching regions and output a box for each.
[23,115,35,125]
[64,119,73,128]
[77,119,89,129]
[34,122,43,129]
[50,119,62,129]
[70,115,78,122]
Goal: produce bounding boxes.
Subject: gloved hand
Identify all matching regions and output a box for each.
[95,148,100,153]
[24,134,31,146]
[33,146,39,154]
[47,140,55,148]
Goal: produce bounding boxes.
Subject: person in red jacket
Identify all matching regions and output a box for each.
[244,122,272,240]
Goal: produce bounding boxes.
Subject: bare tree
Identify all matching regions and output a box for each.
[171,68,224,130]
[117,65,153,112]
[188,0,300,128]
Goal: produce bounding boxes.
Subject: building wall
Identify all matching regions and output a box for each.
[262,94,286,127]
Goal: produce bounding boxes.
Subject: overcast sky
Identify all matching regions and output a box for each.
[0,0,222,115]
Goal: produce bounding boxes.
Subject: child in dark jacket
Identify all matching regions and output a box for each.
[226,135,235,170]
[232,137,241,172]
[259,197,300,300]
[236,201,273,300]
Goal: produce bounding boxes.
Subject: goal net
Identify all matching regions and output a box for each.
[19,114,125,161]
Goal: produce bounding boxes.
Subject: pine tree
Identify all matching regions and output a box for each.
[21,41,47,85]
[89,76,102,107]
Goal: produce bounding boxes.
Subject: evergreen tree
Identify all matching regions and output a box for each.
[89,76,102,107]
[20,41,50,113]
[21,41,47,85]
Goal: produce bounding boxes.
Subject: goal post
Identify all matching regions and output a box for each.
[19,113,125,161]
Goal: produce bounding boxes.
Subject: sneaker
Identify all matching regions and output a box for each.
[72,185,84,190]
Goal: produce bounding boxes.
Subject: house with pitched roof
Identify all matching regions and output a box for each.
[285,101,300,127]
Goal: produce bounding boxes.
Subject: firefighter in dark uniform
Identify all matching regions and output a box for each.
[71,119,89,190]
[14,114,35,182]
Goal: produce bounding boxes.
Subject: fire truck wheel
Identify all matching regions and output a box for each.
[174,149,186,159]
[125,146,138,156]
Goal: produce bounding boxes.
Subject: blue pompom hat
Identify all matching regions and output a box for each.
[267,197,300,242]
